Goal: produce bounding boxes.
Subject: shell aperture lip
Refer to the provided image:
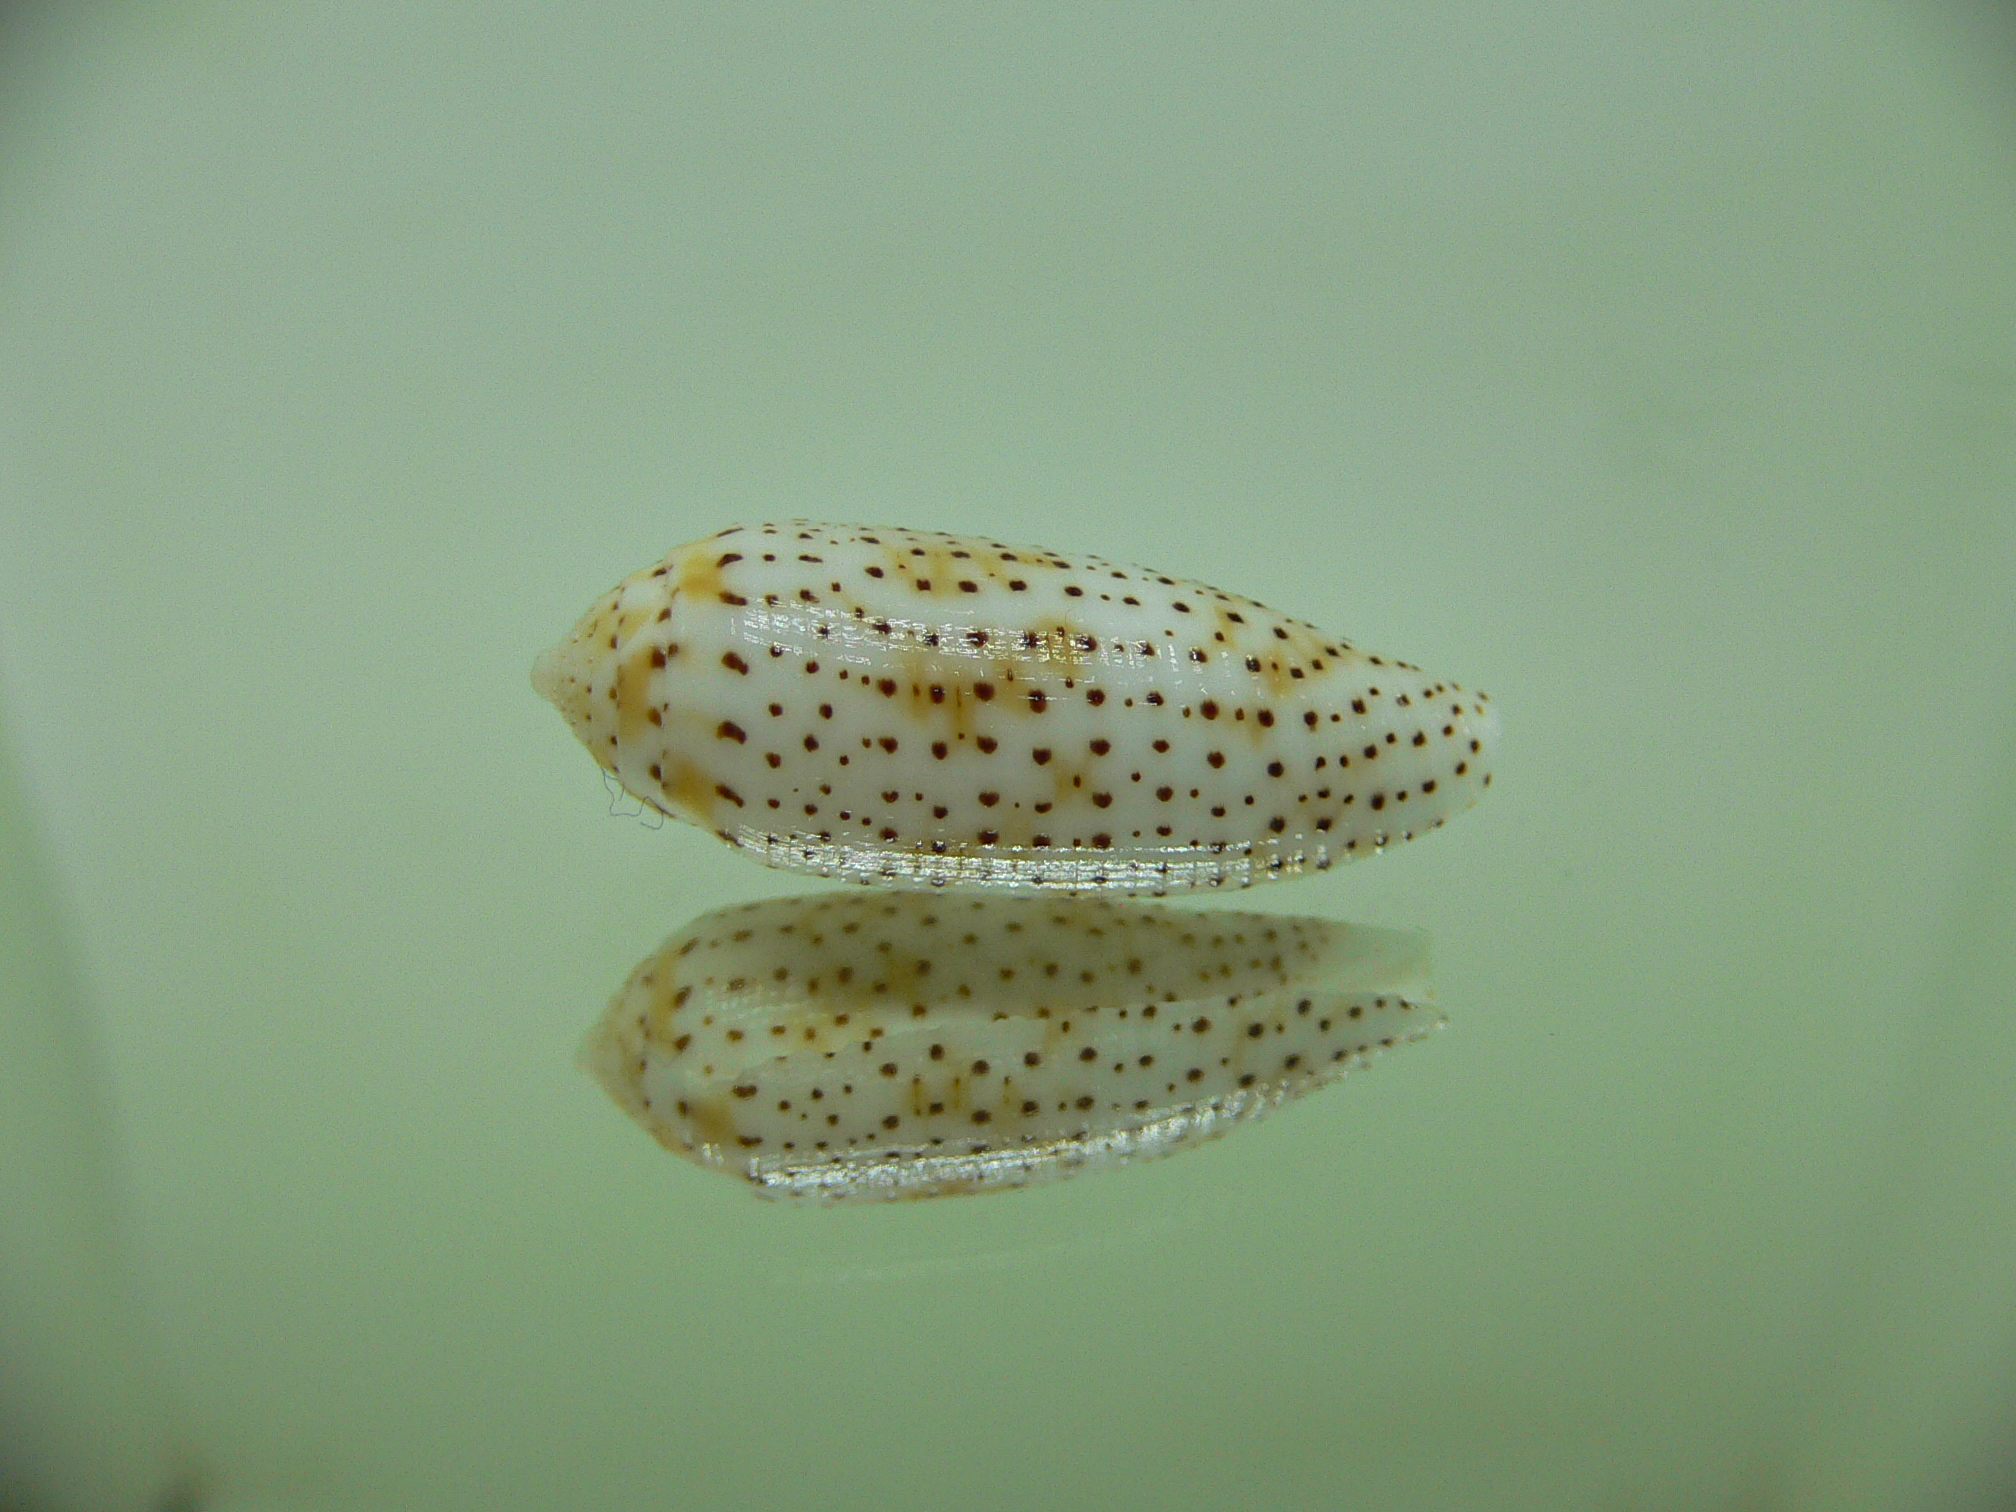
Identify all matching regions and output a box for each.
[532,522,1498,892]
[580,890,1440,1202]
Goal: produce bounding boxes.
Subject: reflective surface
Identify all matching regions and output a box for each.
[2,3,2013,1509]
[582,892,1438,1200]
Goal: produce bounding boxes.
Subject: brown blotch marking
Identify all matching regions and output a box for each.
[613,643,662,742]
[656,758,719,824]
[674,546,728,605]
[679,1093,740,1150]
[716,720,746,743]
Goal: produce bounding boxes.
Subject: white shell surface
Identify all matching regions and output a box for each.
[580,891,1439,1202]
[533,522,1497,891]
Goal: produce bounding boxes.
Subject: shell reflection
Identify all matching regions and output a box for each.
[581,891,1440,1201]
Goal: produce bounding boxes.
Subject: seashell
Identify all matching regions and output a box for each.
[533,522,1497,891]
[579,891,1439,1201]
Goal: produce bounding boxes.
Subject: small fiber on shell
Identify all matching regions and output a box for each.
[533,522,1498,892]
[580,891,1439,1201]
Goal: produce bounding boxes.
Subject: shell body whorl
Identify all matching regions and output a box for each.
[534,522,1497,891]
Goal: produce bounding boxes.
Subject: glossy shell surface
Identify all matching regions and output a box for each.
[533,523,1497,891]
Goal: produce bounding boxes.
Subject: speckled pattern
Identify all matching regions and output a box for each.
[580,891,1439,1201]
[533,523,1498,891]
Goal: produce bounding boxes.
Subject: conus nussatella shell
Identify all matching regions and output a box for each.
[532,523,1497,892]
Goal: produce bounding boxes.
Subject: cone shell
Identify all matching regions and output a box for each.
[534,523,1497,891]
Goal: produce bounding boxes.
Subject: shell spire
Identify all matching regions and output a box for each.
[533,522,1497,892]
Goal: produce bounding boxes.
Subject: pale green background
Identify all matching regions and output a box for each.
[3,4,2015,1510]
